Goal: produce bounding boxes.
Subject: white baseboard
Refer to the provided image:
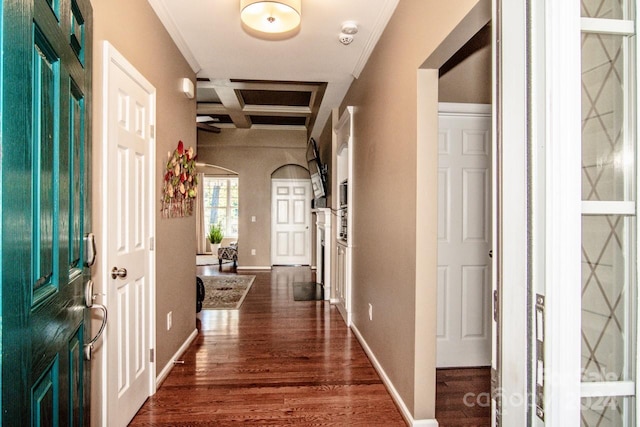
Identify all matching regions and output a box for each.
[237,266,272,271]
[350,324,439,427]
[155,328,198,388]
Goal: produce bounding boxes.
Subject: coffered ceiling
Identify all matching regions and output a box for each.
[195,79,327,133]
[148,0,400,138]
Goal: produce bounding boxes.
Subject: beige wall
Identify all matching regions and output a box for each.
[197,128,308,267]
[91,0,196,423]
[439,34,491,103]
[317,0,482,420]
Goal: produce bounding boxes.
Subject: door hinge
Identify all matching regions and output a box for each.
[150,125,155,138]
[150,236,155,251]
[150,348,155,363]
[493,289,499,322]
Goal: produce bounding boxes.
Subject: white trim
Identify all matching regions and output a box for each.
[155,329,198,387]
[351,0,400,78]
[581,17,634,35]
[147,0,201,73]
[101,40,158,426]
[195,162,238,176]
[636,5,640,423]
[350,324,439,427]
[581,381,636,398]
[581,201,636,215]
[438,102,492,117]
[237,265,272,271]
[496,0,529,424]
[543,0,583,424]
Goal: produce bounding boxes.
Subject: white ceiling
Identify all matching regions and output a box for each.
[148,0,399,138]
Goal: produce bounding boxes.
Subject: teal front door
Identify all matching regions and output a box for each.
[1,0,93,424]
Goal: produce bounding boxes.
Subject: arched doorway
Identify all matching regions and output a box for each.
[270,165,312,266]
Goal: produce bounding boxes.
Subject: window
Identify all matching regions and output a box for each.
[203,176,238,238]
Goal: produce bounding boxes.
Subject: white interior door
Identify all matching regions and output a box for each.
[103,42,156,427]
[271,179,312,265]
[437,103,492,368]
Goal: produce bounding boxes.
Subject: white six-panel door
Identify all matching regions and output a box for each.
[271,179,312,266]
[103,43,156,427]
[437,103,492,368]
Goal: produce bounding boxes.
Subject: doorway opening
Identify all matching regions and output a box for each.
[420,6,493,425]
[270,164,313,267]
[194,163,239,268]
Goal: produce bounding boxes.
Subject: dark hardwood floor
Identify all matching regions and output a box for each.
[435,367,491,427]
[129,264,491,426]
[129,266,406,426]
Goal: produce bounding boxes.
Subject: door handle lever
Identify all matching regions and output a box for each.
[84,280,108,361]
[84,233,96,267]
[85,303,108,361]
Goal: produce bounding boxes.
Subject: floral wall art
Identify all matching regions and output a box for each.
[162,140,198,218]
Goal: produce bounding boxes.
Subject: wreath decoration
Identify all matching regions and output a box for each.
[162,140,198,218]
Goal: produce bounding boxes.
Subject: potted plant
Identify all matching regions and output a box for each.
[208,223,224,254]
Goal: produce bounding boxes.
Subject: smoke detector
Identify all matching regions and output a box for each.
[339,34,354,45]
[339,21,358,45]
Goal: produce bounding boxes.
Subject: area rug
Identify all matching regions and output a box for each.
[196,255,217,266]
[200,275,255,310]
[292,282,324,301]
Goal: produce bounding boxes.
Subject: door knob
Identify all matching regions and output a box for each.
[111,267,128,279]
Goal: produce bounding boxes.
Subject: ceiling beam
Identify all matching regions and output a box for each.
[211,82,251,128]
[243,105,311,116]
[196,103,228,115]
[198,80,322,93]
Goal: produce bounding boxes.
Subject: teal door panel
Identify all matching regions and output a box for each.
[2,0,92,424]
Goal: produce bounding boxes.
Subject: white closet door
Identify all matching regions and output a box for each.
[437,104,492,368]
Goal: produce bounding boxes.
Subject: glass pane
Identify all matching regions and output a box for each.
[582,34,632,201]
[581,0,626,19]
[581,396,632,426]
[204,177,239,238]
[582,216,635,381]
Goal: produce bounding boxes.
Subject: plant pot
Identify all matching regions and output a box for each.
[210,243,221,254]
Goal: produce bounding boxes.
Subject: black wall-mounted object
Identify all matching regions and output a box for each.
[306,137,328,199]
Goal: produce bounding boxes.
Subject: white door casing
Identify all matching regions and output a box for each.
[494,0,530,425]
[437,103,492,368]
[271,179,312,266]
[102,42,156,427]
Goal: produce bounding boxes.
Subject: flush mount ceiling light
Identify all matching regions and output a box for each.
[240,0,301,34]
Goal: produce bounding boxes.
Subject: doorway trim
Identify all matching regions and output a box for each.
[99,41,157,426]
[270,178,313,266]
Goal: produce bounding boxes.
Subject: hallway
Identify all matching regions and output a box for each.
[129,266,406,425]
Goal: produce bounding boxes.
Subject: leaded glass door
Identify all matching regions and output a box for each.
[581,0,637,425]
